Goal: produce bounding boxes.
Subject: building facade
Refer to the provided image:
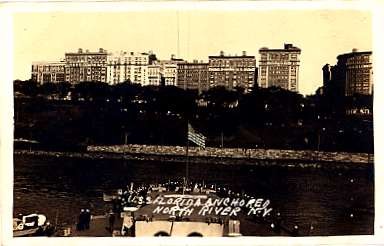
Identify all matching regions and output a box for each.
[323,49,373,96]
[258,44,301,92]
[31,61,66,84]
[208,51,256,93]
[106,51,154,86]
[147,64,162,86]
[161,62,178,86]
[64,48,108,84]
[156,58,184,86]
[177,61,209,93]
[343,50,373,96]
[322,64,332,88]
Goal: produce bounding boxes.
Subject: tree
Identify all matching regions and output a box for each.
[14,79,38,97]
[74,81,111,101]
[39,82,58,96]
[56,82,71,98]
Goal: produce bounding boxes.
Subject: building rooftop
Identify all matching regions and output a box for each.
[65,48,108,55]
[259,44,301,52]
[208,55,255,59]
[337,49,372,59]
[178,61,209,65]
[209,50,255,59]
[32,61,65,65]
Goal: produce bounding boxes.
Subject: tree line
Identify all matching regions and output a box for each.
[13,80,373,153]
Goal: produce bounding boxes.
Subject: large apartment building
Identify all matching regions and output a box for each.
[64,48,108,84]
[177,61,209,94]
[258,44,301,92]
[208,51,256,93]
[106,51,154,85]
[31,61,66,84]
[323,49,373,96]
[343,50,373,96]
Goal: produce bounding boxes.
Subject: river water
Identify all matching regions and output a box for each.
[13,154,374,236]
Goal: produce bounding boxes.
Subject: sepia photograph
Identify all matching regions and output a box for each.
[1,1,383,245]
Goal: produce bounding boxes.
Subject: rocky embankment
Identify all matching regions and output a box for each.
[14,144,373,168]
[87,144,372,163]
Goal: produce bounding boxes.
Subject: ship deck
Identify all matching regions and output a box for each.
[134,191,227,223]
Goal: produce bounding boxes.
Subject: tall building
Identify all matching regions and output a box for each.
[31,61,66,84]
[106,51,153,86]
[322,64,332,88]
[177,61,209,93]
[258,44,301,92]
[65,48,108,84]
[208,51,256,93]
[323,49,373,96]
[343,50,373,96]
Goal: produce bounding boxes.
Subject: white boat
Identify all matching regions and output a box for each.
[13,213,52,237]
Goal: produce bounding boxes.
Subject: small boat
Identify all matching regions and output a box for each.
[13,213,53,237]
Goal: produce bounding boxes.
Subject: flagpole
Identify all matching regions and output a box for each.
[186,120,189,188]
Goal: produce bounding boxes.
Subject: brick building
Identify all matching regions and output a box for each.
[208,51,256,93]
[64,48,108,84]
[177,61,209,93]
[258,44,301,92]
[31,61,66,84]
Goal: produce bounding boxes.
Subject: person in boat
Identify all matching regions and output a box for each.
[77,209,85,231]
[108,210,115,233]
[85,209,91,230]
[17,213,23,220]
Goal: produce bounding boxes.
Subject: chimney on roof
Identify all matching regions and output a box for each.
[284,44,293,49]
[86,49,89,53]
[99,48,104,53]
[352,48,358,53]
[78,48,83,53]
[220,51,224,56]
[242,51,247,56]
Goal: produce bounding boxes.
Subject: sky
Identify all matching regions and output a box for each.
[13,9,372,95]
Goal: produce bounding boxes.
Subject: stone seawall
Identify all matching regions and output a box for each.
[86,144,373,164]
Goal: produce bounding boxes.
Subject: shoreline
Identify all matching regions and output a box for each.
[14,144,373,169]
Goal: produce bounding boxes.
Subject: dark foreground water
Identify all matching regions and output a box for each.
[13,154,374,236]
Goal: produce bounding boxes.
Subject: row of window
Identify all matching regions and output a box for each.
[259,53,299,61]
